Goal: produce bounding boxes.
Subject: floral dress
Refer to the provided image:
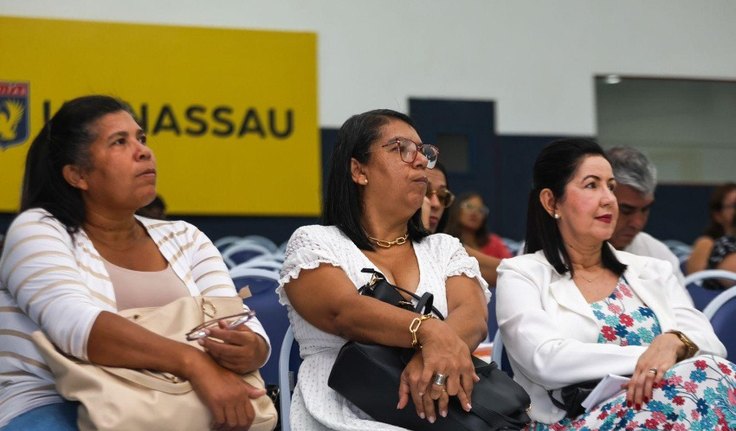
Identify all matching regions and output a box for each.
[527,277,736,431]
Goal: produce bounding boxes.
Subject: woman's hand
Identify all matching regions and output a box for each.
[198,320,269,374]
[397,319,477,422]
[623,333,682,408]
[397,353,452,423]
[187,352,267,431]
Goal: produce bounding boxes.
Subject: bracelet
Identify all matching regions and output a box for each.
[667,330,699,360]
[409,314,436,349]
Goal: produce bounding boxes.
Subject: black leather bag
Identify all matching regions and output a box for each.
[328,269,531,430]
[547,380,600,419]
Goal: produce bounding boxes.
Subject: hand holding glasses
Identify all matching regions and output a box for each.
[185,310,256,341]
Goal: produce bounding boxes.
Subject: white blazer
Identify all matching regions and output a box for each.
[496,247,726,424]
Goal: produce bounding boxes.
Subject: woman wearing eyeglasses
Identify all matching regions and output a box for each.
[686,182,736,275]
[0,96,269,431]
[421,165,503,286]
[445,192,513,260]
[278,109,489,429]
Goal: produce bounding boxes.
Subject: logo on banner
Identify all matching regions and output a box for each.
[0,81,30,150]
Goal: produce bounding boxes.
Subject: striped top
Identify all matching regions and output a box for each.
[0,208,269,426]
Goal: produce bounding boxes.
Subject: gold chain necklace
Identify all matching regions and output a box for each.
[576,268,603,283]
[367,232,409,248]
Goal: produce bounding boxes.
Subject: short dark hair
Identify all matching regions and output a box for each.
[322,109,429,250]
[524,138,626,277]
[444,191,490,247]
[21,95,132,234]
[705,182,736,238]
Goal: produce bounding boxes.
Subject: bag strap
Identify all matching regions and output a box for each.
[547,388,568,412]
[360,268,445,320]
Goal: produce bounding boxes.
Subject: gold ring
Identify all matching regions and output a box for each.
[648,367,658,375]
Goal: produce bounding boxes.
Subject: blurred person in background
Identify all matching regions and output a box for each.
[444,192,512,260]
[686,182,736,275]
[421,164,502,285]
[606,146,689,301]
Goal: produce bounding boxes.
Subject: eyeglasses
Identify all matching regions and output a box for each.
[372,138,439,169]
[460,201,489,216]
[185,310,256,341]
[427,186,455,208]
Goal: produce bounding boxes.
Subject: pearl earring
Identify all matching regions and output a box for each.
[363,178,368,185]
[554,213,560,219]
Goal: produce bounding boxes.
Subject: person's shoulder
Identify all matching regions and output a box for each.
[614,246,673,274]
[291,224,341,238]
[423,232,461,248]
[137,216,195,234]
[629,232,671,254]
[498,250,553,274]
[8,208,66,233]
[286,224,347,247]
[691,235,714,248]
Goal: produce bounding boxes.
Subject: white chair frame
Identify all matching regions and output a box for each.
[278,326,296,431]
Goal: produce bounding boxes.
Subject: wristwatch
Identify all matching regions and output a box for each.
[667,330,699,360]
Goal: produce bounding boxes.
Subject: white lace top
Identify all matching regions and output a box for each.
[277,225,489,431]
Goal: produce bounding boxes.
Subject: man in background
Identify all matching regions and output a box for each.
[607,147,690,297]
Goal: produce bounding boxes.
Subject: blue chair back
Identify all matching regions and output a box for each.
[491,330,513,378]
[235,270,288,386]
[684,269,736,311]
[222,242,273,268]
[703,285,736,362]
[230,268,280,295]
[487,290,498,341]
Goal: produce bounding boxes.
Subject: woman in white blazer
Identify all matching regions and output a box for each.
[496,138,735,429]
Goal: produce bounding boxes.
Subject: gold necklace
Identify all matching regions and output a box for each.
[576,268,603,283]
[367,232,409,248]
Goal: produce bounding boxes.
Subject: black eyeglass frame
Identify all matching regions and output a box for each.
[366,138,439,169]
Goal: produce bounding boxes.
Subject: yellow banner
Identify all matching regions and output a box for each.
[0,17,319,215]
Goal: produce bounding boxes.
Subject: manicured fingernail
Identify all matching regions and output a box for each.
[626,400,632,407]
[635,403,641,410]
[643,396,649,403]
[203,328,211,335]
[466,403,472,411]
[428,416,435,423]
[419,413,425,419]
[441,410,447,418]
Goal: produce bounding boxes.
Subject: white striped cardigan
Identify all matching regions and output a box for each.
[0,208,269,426]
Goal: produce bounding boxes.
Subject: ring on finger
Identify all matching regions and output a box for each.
[648,367,658,375]
[432,373,447,386]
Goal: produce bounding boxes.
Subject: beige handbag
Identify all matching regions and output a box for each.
[32,296,278,431]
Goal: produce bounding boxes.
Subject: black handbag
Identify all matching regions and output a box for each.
[547,380,600,419]
[328,268,531,430]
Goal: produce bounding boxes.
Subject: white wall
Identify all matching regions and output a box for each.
[3,0,736,134]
